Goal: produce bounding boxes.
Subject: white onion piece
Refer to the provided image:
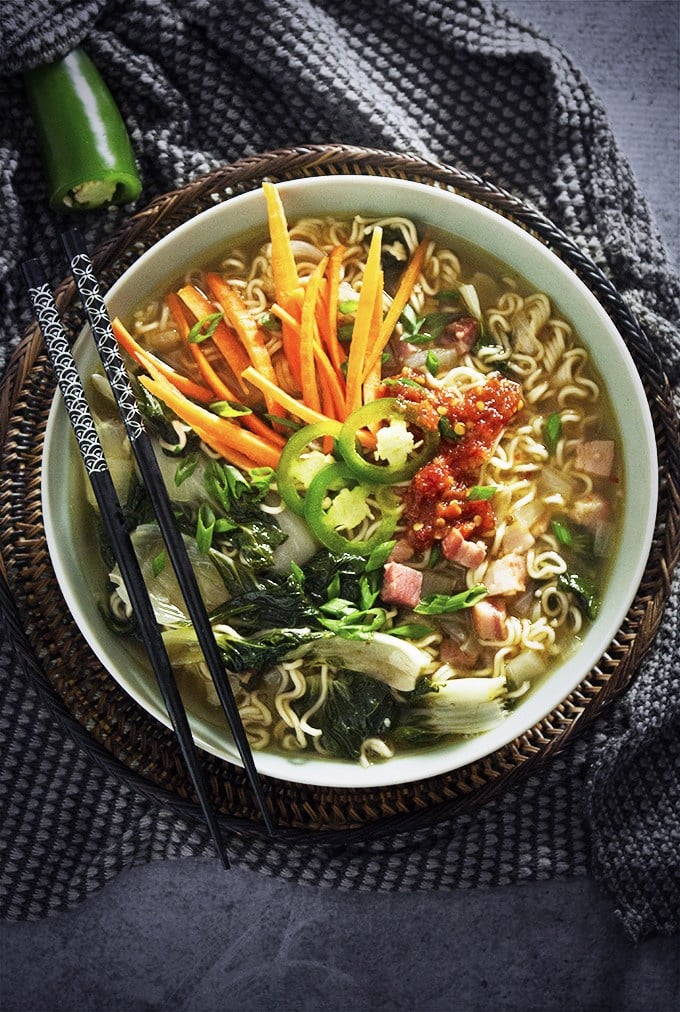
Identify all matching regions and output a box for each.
[538,466,577,499]
[270,508,321,574]
[593,520,614,557]
[289,240,325,264]
[506,650,547,687]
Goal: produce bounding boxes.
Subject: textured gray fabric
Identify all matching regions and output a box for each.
[0,0,678,940]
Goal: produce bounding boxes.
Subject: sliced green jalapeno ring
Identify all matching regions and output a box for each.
[337,397,440,484]
[276,419,342,516]
[303,461,401,556]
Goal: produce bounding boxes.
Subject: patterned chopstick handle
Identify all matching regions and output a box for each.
[22,263,108,478]
[61,230,146,444]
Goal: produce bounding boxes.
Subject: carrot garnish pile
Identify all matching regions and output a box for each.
[111,181,427,471]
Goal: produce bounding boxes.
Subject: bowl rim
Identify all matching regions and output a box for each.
[42,174,659,788]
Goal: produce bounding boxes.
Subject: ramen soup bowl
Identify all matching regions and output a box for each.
[42,175,658,788]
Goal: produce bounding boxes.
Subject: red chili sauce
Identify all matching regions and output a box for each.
[382,370,523,552]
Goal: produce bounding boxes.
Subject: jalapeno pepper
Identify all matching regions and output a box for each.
[304,461,401,556]
[24,47,142,212]
[337,397,440,484]
[276,419,342,516]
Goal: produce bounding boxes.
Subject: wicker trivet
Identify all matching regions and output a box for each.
[1,145,678,843]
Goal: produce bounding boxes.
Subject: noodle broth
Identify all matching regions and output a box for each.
[95,205,623,767]
[43,176,654,787]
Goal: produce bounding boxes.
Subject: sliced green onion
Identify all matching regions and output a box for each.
[196,503,216,555]
[414,585,488,615]
[209,400,252,418]
[188,313,223,344]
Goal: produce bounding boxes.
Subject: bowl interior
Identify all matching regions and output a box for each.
[42,176,658,788]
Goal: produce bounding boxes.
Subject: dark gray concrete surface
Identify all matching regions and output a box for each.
[2,3,679,1011]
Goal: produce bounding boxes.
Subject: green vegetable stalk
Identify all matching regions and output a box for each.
[24,47,142,212]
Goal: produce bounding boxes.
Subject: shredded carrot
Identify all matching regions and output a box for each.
[111,317,215,404]
[321,244,347,373]
[279,288,304,387]
[362,238,428,380]
[177,284,251,393]
[166,294,239,401]
[299,257,328,413]
[243,366,336,427]
[270,302,300,332]
[139,372,281,469]
[361,277,385,405]
[166,295,285,449]
[203,272,283,418]
[344,227,383,414]
[262,181,299,297]
[313,338,347,420]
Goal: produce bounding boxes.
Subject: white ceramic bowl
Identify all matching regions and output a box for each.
[42,176,658,788]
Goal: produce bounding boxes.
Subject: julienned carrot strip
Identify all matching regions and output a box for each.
[179,419,259,471]
[111,317,215,404]
[279,289,304,387]
[139,373,281,469]
[362,238,428,380]
[177,284,251,393]
[270,303,300,332]
[262,181,298,298]
[362,355,382,404]
[166,295,286,451]
[299,257,327,413]
[361,274,385,406]
[166,294,239,401]
[323,244,347,373]
[243,366,335,427]
[203,272,283,417]
[313,338,346,420]
[344,227,383,414]
[139,375,258,469]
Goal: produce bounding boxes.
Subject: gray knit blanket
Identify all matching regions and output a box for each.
[1,0,678,941]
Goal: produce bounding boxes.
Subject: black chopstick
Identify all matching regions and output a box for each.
[59,228,276,836]
[22,257,231,869]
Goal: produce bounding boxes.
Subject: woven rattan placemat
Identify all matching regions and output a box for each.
[1,146,678,842]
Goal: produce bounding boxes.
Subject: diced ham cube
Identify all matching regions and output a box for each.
[442,527,488,569]
[439,638,480,669]
[388,539,415,564]
[483,552,527,596]
[442,317,479,356]
[501,521,535,555]
[572,493,612,529]
[575,440,615,478]
[381,562,423,610]
[472,597,508,640]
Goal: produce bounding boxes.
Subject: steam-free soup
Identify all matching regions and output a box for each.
[89,184,622,766]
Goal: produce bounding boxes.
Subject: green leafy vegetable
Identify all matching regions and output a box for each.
[294,669,399,760]
[399,306,459,346]
[259,312,281,332]
[550,515,593,557]
[557,570,599,620]
[204,461,287,569]
[544,412,562,454]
